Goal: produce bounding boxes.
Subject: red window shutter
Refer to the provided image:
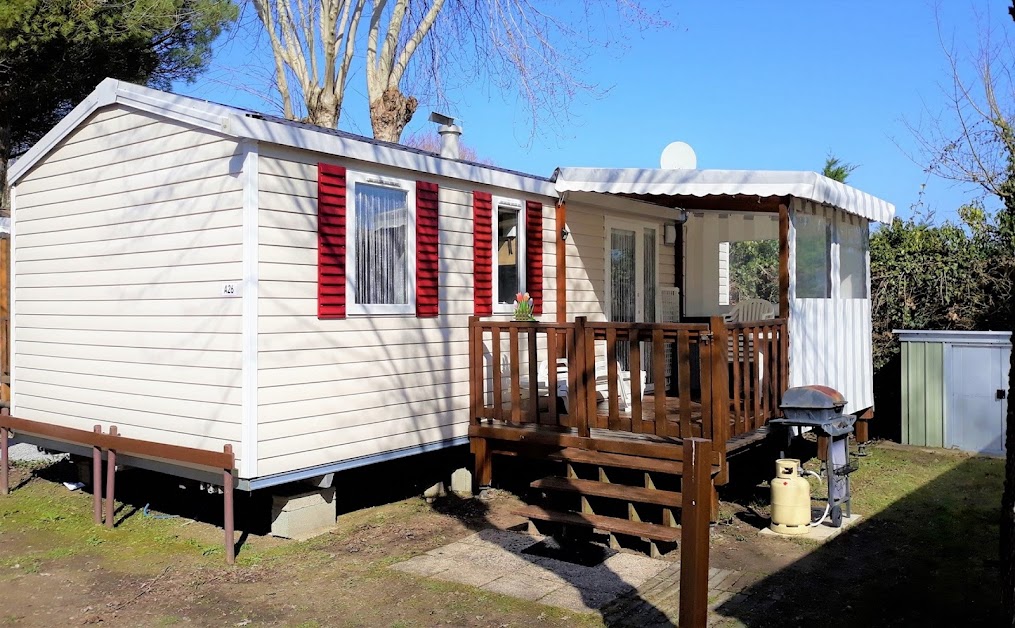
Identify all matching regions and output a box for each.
[525,200,544,316]
[318,163,347,319]
[416,181,440,317]
[473,191,493,316]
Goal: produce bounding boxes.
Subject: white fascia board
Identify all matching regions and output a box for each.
[8,186,15,414]
[8,79,237,186]
[239,141,259,479]
[114,82,234,137]
[228,115,558,198]
[895,329,1013,346]
[8,78,119,184]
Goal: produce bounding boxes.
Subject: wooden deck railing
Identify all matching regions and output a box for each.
[727,319,789,438]
[468,316,789,451]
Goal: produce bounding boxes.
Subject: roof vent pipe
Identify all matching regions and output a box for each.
[429,112,461,160]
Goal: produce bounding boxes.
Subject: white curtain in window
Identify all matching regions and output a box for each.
[355,183,409,305]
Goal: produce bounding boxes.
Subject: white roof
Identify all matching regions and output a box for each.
[9,79,895,224]
[553,167,896,223]
[9,79,556,196]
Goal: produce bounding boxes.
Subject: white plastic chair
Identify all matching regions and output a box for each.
[723,298,777,324]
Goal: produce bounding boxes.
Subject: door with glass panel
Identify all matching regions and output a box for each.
[607,222,659,384]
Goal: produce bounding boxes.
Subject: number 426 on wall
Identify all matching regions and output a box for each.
[221,283,241,297]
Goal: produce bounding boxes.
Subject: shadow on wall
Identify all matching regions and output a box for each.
[715,455,1003,627]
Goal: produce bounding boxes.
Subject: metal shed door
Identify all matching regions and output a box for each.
[946,344,1010,456]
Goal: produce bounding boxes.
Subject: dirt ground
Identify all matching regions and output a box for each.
[0,441,1004,627]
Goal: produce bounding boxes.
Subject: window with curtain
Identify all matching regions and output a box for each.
[494,198,524,310]
[794,210,831,298]
[348,174,415,313]
[838,213,868,299]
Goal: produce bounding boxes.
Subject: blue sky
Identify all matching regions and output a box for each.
[175,1,1008,222]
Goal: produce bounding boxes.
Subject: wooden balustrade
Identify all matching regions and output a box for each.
[467,315,789,453]
[726,319,789,437]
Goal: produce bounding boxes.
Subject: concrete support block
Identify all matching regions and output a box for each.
[423,481,447,503]
[451,468,473,497]
[270,487,337,540]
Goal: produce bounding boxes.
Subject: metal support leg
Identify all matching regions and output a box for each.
[92,425,102,525]
[105,426,117,529]
[0,425,8,496]
[223,444,235,565]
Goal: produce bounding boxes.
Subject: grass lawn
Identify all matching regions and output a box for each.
[0,441,1004,627]
[710,442,1004,626]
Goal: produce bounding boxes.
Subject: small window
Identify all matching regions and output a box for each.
[794,210,831,298]
[838,213,868,299]
[494,197,525,310]
[347,171,416,314]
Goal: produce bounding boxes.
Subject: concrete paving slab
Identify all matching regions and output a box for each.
[390,554,451,577]
[484,574,563,601]
[462,528,543,553]
[435,563,502,588]
[758,514,863,542]
[537,585,618,613]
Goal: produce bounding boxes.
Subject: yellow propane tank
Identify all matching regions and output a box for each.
[770,458,810,536]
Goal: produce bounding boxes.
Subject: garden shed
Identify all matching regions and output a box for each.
[896,330,1011,456]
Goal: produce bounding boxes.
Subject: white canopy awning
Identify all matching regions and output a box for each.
[552,167,896,223]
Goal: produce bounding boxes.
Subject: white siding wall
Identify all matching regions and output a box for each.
[12,107,246,459]
[683,211,779,318]
[560,201,676,324]
[254,146,554,477]
[788,199,874,413]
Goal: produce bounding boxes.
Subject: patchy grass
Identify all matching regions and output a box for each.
[0,443,1002,626]
[712,442,1004,627]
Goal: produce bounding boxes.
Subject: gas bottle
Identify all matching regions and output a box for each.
[770,458,810,535]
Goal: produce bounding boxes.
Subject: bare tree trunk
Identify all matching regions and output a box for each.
[369,88,417,142]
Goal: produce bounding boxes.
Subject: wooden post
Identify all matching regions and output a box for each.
[0,426,8,496]
[223,444,235,565]
[573,316,589,437]
[556,200,567,325]
[709,317,730,486]
[92,425,102,525]
[105,426,117,529]
[855,406,874,443]
[471,437,492,490]
[680,437,713,628]
[468,316,480,426]
[778,203,790,320]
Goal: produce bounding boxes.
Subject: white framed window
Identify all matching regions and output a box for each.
[346,170,416,315]
[493,196,525,313]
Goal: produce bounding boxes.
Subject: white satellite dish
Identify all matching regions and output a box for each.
[660,141,697,169]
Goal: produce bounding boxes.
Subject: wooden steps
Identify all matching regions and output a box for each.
[545,447,683,475]
[514,505,681,543]
[531,476,682,508]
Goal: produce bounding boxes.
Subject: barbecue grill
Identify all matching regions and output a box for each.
[770,385,857,527]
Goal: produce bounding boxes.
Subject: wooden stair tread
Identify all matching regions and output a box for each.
[515,505,681,543]
[546,447,683,474]
[531,476,682,507]
[546,447,720,477]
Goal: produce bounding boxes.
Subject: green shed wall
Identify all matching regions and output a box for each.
[900,341,945,447]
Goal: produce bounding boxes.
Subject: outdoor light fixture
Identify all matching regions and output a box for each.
[561,227,570,241]
[664,223,678,245]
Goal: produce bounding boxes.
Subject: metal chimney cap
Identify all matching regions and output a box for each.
[428,112,455,126]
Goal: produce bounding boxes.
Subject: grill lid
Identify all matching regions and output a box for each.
[780,385,847,410]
